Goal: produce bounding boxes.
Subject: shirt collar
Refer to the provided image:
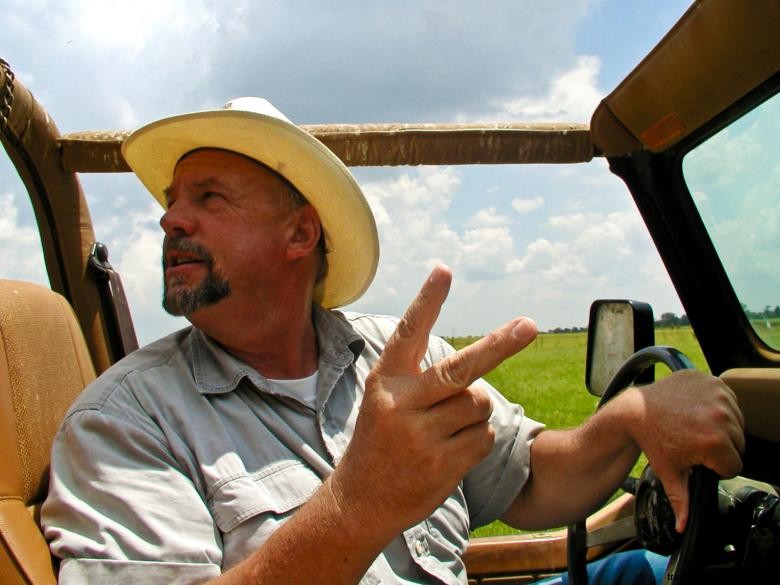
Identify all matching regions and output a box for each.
[190,305,365,395]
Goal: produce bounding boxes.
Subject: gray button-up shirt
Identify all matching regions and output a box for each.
[42,307,543,584]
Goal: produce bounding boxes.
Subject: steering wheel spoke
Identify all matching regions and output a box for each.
[586,515,638,548]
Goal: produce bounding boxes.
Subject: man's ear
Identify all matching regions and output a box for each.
[286,205,321,260]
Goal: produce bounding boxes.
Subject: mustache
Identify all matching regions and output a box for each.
[162,237,216,270]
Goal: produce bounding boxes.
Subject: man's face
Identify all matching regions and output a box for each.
[159,149,297,318]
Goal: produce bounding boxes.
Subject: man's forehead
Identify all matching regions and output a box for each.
[174,148,261,172]
[163,176,225,201]
[182,149,288,181]
[165,149,286,195]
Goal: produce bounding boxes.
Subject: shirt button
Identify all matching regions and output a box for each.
[414,538,429,557]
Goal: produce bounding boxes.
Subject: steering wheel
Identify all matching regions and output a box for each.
[566,346,719,585]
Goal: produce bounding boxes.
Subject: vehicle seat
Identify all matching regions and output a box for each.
[0,279,96,585]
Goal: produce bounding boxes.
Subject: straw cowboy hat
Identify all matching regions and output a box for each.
[121,97,379,308]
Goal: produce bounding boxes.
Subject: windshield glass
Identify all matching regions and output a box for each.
[683,93,780,350]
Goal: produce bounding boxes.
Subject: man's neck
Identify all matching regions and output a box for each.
[190,298,320,380]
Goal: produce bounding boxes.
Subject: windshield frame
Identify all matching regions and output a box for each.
[606,73,780,375]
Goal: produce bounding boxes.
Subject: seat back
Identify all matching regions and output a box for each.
[0,280,96,585]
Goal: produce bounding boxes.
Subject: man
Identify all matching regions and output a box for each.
[42,98,744,584]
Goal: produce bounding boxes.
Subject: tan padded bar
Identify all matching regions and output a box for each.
[59,123,594,173]
[0,279,96,585]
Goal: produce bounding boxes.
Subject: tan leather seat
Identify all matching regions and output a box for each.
[0,279,96,585]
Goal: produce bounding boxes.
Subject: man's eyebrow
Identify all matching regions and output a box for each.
[192,178,225,190]
[163,178,229,203]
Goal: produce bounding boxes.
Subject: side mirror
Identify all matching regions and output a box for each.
[585,300,655,396]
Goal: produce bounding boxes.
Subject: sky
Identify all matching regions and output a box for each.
[683,96,780,328]
[1,0,698,345]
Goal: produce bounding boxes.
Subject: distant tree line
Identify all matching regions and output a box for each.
[547,326,587,334]
[547,305,780,334]
[654,305,780,328]
[446,305,780,341]
[655,312,689,328]
[742,304,780,320]
[545,313,691,335]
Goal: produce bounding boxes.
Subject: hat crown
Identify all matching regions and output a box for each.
[223,97,292,124]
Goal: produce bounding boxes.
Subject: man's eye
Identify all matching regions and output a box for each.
[202,191,219,201]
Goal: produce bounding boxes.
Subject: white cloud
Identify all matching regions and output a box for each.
[360,168,461,268]
[465,207,511,228]
[69,0,220,52]
[683,99,780,311]
[110,204,164,304]
[114,96,142,130]
[461,226,515,279]
[508,210,656,284]
[349,167,530,321]
[492,55,603,123]
[511,196,544,214]
[0,192,48,285]
[352,168,518,312]
[366,167,459,219]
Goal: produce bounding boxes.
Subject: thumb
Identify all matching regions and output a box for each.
[660,469,690,533]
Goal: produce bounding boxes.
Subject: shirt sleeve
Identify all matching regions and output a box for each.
[424,335,545,529]
[464,378,544,528]
[42,406,223,584]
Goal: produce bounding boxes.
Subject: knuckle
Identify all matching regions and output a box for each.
[469,386,493,418]
[481,423,496,456]
[701,432,722,454]
[483,330,504,354]
[439,354,471,388]
[365,370,383,393]
[394,315,418,341]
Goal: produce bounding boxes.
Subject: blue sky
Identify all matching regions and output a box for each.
[1,0,696,344]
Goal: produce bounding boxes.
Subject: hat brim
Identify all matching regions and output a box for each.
[121,109,379,308]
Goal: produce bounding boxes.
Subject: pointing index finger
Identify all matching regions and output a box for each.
[419,317,538,405]
[376,266,453,376]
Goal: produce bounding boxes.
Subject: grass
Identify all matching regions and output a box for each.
[444,327,708,538]
[750,317,780,350]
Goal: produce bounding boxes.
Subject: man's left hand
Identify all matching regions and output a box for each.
[617,370,745,532]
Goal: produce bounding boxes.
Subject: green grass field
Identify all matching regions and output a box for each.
[446,327,709,538]
[751,318,780,350]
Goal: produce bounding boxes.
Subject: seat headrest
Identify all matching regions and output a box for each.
[0,279,96,504]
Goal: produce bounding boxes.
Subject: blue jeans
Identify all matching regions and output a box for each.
[534,550,667,585]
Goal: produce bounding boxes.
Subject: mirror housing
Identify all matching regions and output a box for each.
[585,300,655,396]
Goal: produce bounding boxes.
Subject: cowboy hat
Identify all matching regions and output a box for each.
[121,97,379,308]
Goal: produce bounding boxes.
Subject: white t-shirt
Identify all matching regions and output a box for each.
[267,370,319,410]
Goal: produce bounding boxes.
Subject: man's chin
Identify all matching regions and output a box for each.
[162,297,188,317]
[162,281,231,317]
[162,284,192,316]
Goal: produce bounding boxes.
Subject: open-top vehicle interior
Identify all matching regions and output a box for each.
[1,0,779,583]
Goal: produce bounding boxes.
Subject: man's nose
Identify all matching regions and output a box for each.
[159,202,196,237]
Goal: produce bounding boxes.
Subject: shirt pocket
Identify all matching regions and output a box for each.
[208,460,322,533]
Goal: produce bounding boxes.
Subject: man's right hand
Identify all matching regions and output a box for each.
[216,265,537,584]
[329,265,538,542]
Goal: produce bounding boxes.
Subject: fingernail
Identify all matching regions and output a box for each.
[431,264,450,280]
[429,264,451,284]
[512,318,537,341]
